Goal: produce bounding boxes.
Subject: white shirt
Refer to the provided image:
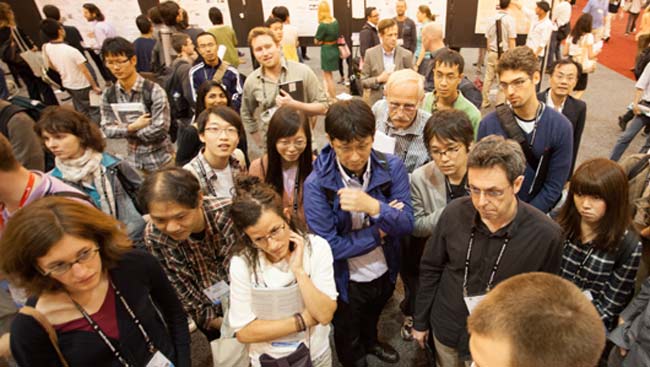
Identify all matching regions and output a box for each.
[336,158,389,282]
[546,92,567,112]
[91,20,117,51]
[213,165,234,198]
[636,62,650,102]
[229,234,338,367]
[526,16,554,56]
[382,46,396,72]
[553,1,572,27]
[43,42,90,90]
[515,115,536,134]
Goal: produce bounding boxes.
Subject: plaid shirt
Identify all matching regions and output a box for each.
[560,235,642,330]
[143,197,237,329]
[100,74,174,172]
[184,152,247,198]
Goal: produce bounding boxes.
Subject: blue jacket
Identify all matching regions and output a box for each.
[303,145,414,302]
[477,106,573,213]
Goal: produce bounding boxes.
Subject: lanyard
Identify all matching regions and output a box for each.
[462,229,510,297]
[19,172,36,208]
[291,168,300,216]
[69,281,157,366]
[261,68,286,110]
[528,102,545,147]
[197,158,218,197]
[98,167,114,217]
[444,174,468,202]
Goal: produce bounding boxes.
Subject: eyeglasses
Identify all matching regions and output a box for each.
[553,73,577,82]
[204,126,239,136]
[498,77,530,91]
[388,101,417,113]
[197,42,216,49]
[251,224,286,247]
[40,247,100,277]
[105,58,131,68]
[430,145,462,158]
[277,139,307,149]
[468,185,507,199]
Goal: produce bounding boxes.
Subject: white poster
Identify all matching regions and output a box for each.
[262,0,334,37]
[475,0,543,34]
[175,0,233,30]
[365,0,448,36]
[35,0,143,43]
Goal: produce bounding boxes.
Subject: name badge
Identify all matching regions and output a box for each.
[203,281,229,305]
[583,290,594,301]
[464,294,486,314]
[146,351,174,367]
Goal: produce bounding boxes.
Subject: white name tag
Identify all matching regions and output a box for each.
[203,281,229,305]
[583,290,594,301]
[146,351,174,367]
[464,294,486,314]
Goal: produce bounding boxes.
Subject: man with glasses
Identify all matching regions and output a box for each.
[477,46,573,214]
[372,69,429,173]
[422,49,482,135]
[190,32,243,111]
[361,18,413,108]
[100,37,175,176]
[537,59,586,174]
[304,99,414,367]
[412,135,563,367]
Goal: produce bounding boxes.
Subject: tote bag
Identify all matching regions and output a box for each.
[11,28,45,78]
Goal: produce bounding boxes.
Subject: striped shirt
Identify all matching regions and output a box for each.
[560,235,642,330]
[143,196,237,330]
[100,75,174,172]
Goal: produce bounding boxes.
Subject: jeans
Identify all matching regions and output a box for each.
[627,12,640,33]
[67,87,100,123]
[610,114,650,161]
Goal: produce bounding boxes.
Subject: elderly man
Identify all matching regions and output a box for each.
[412,135,563,367]
[372,69,430,173]
[361,18,413,107]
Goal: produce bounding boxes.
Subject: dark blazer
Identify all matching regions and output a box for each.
[538,89,587,174]
[359,22,380,59]
[361,45,413,107]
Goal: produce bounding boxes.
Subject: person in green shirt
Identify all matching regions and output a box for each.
[207,7,239,67]
[422,49,482,137]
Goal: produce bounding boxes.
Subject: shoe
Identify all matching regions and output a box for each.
[400,316,414,341]
[303,55,311,60]
[619,115,628,131]
[367,342,399,363]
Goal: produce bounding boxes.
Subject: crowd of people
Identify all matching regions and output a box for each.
[1,0,650,367]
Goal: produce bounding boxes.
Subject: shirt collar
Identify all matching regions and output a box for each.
[117,74,145,94]
[382,46,396,57]
[336,156,372,189]
[472,199,524,238]
[259,58,288,81]
[546,91,566,112]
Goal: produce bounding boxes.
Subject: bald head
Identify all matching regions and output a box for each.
[421,22,444,52]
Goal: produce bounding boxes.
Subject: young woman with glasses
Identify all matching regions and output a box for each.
[0,197,190,366]
[249,106,313,221]
[228,176,337,367]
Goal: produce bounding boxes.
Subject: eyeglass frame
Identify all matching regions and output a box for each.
[104,58,132,68]
[498,77,531,91]
[429,144,462,158]
[204,126,239,137]
[387,101,418,113]
[250,223,287,247]
[468,185,510,199]
[38,247,101,277]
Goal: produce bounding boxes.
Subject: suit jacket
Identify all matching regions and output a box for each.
[361,45,414,107]
[538,89,586,174]
[359,22,380,59]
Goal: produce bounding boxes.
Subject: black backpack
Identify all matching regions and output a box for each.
[158,61,192,121]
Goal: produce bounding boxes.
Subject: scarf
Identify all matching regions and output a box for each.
[56,150,116,215]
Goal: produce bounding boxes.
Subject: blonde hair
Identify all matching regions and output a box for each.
[385,69,425,100]
[318,1,333,23]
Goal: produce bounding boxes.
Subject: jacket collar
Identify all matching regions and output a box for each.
[315,145,393,193]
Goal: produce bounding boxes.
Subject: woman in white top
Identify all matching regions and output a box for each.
[229,176,337,367]
[564,13,600,99]
[82,3,117,52]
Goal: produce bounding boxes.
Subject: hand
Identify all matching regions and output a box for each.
[412,329,429,349]
[338,188,380,216]
[0,333,10,358]
[634,103,641,115]
[377,71,391,84]
[300,309,318,328]
[620,347,628,357]
[618,317,626,326]
[289,231,306,275]
[388,200,404,211]
[92,85,102,94]
[641,225,650,239]
[208,317,223,330]
[275,89,295,108]
[128,113,151,131]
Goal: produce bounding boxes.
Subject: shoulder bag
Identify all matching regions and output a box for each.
[338,36,351,59]
[11,28,45,78]
[18,306,69,367]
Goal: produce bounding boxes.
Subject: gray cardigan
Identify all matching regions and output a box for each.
[410,161,448,238]
[610,275,650,366]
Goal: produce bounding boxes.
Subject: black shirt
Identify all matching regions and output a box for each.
[413,197,563,359]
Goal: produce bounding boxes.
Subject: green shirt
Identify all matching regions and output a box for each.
[422,91,482,137]
[207,25,239,67]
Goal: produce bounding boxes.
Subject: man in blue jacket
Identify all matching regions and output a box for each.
[304,98,414,367]
[477,46,573,213]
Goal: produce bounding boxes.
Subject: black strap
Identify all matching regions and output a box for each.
[496,17,504,58]
[462,229,510,296]
[627,154,650,181]
[495,104,540,168]
[0,103,25,137]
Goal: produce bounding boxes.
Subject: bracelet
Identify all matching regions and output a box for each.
[294,312,306,332]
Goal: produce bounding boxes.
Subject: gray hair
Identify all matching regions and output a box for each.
[385,69,425,100]
[468,135,526,183]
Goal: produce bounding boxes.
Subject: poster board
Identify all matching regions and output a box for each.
[262,0,334,37]
[34,0,142,43]
[475,0,543,34]
[365,0,448,36]
[174,0,233,30]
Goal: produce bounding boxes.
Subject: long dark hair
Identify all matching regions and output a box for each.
[264,106,312,198]
[230,176,308,279]
[195,80,231,119]
[82,3,105,22]
[570,13,592,44]
[557,158,631,251]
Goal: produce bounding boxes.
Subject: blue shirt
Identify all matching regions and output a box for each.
[133,37,156,73]
[583,0,609,29]
[189,59,243,111]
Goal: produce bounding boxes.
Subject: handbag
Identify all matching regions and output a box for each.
[210,294,249,367]
[11,28,45,78]
[18,306,69,367]
[337,36,351,60]
[259,343,313,367]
